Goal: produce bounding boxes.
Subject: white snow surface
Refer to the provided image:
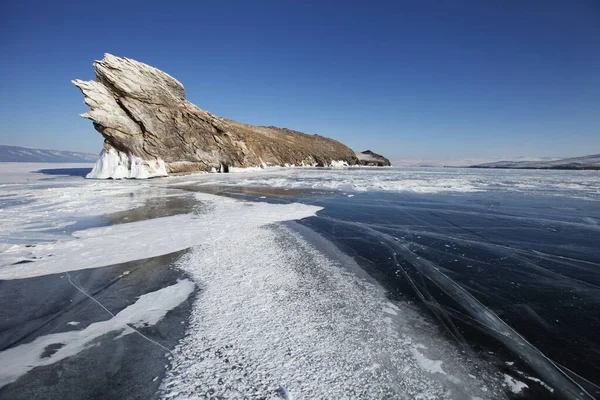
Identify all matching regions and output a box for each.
[0,163,176,246]
[0,162,94,184]
[0,279,194,387]
[228,166,265,173]
[503,374,529,394]
[160,225,504,399]
[86,148,167,179]
[0,193,321,279]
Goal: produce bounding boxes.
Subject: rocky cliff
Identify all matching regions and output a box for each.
[73,54,360,178]
[356,150,391,166]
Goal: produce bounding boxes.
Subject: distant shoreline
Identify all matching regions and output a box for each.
[465,165,600,171]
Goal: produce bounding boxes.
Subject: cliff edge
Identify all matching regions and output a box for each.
[73,54,360,178]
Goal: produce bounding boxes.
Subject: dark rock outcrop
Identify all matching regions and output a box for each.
[73,54,360,178]
[356,150,391,166]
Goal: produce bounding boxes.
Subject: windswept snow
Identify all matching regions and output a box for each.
[0,279,194,387]
[0,164,180,246]
[0,193,321,279]
[160,225,505,399]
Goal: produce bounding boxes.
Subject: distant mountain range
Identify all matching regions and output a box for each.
[470,154,600,170]
[391,156,561,168]
[0,145,97,163]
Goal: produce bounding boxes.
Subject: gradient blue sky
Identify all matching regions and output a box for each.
[1,0,599,160]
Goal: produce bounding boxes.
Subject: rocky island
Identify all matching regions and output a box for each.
[73,54,381,179]
[356,150,391,166]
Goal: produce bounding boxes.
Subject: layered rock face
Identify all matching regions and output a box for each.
[73,54,359,178]
[356,150,392,166]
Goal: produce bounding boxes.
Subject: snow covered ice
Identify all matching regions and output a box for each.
[0,163,598,399]
[163,164,600,200]
[0,193,321,279]
[159,225,505,400]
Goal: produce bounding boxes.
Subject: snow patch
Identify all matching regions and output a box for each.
[514,370,554,393]
[503,374,528,394]
[0,164,169,246]
[0,279,194,387]
[0,193,321,279]
[383,306,398,315]
[411,346,446,375]
[228,165,265,173]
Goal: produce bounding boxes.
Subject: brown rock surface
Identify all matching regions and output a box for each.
[356,150,392,166]
[73,54,359,178]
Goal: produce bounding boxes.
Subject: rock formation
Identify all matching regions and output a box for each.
[73,54,361,178]
[356,150,391,166]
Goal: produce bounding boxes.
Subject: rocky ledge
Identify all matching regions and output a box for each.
[356,150,391,166]
[73,54,365,179]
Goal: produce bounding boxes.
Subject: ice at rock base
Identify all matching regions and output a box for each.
[328,160,349,167]
[86,148,167,179]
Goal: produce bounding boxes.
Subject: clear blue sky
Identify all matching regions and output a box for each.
[1,0,599,160]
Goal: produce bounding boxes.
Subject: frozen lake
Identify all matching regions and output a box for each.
[0,163,598,399]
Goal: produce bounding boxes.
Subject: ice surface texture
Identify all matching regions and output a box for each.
[1,164,598,399]
[86,147,167,179]
[169,165,600,200]
[0,279,194,387]
[160,225,505,399]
